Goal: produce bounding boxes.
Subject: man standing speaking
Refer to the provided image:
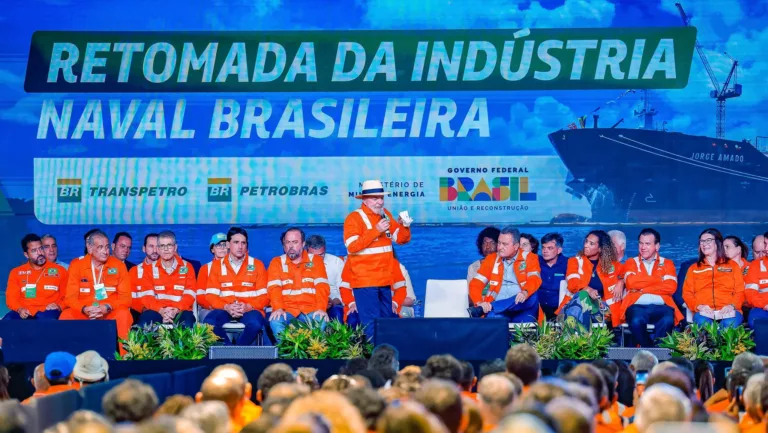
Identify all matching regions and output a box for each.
[344,180,413,340]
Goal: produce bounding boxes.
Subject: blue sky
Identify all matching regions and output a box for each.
[0,0,763,198]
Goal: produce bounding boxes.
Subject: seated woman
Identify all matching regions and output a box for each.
[683,228,745,328]
[556,230,623,328]
[724,235,749,273]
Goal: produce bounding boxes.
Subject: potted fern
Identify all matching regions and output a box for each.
[117,322,220,360]
[276,319,372,359]
[659,322,755,361]
[510,322,614,360]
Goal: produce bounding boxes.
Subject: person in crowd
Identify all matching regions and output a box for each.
[724,235,750,272]
[634,384,691,433]
[267,227,330,341]
[339,255,406,328]
[369,344,400,386]
[256,363,296,403]
[467,227,542,323]
[128,233,159,324]
[305,235,345,323]
[155,395,194,416]
[73,350,109,386]
[204,364,261,429]
[618,228,682,347]
[29,352,78,402]
[204,227,269,345]
[468,227,501,286]
[557,230,623,327]
[112,232,135,270]
[741,373,765,432]
[478,359,506,380]
[477,374,516,431]
[41,234,69,269]
[683,228,746,328]
[615,361,635,409]
[5,234,68,320]
[181,401,231,433]
[393,249,417,318]
[745,243,768,328]
[630,350,658,374]
[422,354,463,385]
[459,361,477,401]
[276,390,368,433]
[705,352,764,412]
[520,234,540,255]
[565,364,613,433]
[136,231,196,328]
[538,233,568,321]
[694,360,715,403]
[343,387,387,432]
[414,379,464,433]
[21,364,47,404]
[752,235,766,262]
[295,367,319,391]
[545,397,594,433]
[196,233,228,321]
[343,180,412,340]
[608,230,627,263]
[506,344,541,391]
[61,230,133,348]
[102,379,158,424]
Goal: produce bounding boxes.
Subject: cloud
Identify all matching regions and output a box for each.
[48,143,88,155]
[361,0,615,29]
[0,97,44,125]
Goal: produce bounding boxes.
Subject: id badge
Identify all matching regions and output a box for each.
[94,283,108,301]
[24,284,36,299]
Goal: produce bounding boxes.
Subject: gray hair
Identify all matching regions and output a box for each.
[478,374,516,412]
[631,350,659,372]
[733,352,765,376]
[86,230,109,246]
[306,235,326,250]
[635,384,691,433]
[41,234,57,243]
[607,230,626,247]
[157,230,177,244]
[499,226,521,244]
[180,402,231,433]
[744,373,765,412]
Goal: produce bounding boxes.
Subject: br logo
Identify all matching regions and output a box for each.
[207,178,232,202]
[56,179,82,203]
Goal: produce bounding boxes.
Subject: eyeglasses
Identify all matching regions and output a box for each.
[699,238,716,245]
[213,243,227,249]
[27,247,44,255]
[158,244,176,250]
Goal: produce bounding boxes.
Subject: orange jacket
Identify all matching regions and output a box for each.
[6,262,68,314]
[267,251,330,317]
[65,255,131,312]
[343,205,411,288]
[745,258,768,309]
[195,262,214,310]
[140,256,197,311]
[468,251,542,305]
[340,258,407,319]
[128,261,153,312]
[620,255,683,325]
[557,255,623,326]
[683,260,745,312]
[205,255,268,313]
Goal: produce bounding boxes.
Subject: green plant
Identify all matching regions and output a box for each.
[276,319,372,359]
[659,322,755,361]
[510,322,614,360]
[117,321,220,360]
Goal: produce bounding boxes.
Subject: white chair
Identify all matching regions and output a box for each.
[222,322,246,344]
[424,280,470,318]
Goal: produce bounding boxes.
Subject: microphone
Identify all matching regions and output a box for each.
[380,210,392,239]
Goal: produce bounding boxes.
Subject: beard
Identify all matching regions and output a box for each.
[35,256,46,265]
[287,249,300,260]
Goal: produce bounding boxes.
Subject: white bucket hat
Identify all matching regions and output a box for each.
[355,180,386,199]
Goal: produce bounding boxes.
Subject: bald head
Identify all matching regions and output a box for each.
[496,413,555,433]
[33,363,50,392]
[478,375,515,421]
[199,375,244,413]
[545,397,594,433]
[635,384,691,433]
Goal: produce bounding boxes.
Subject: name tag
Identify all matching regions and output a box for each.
[155,285,165,291]
[94,283,107,301]
[242,282,254,287]
[489,281,499,286]
[554,273,565,277]
[80,288,90,293]
[44,285,58,291]
[105,287,116,292]
[760,279,768,285]
[24,284,36,299]
[173,285,184,291]
[221,282,233,288]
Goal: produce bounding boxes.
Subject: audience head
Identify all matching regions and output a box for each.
[155,395,194,416]
[506,344,542,386]
[277,390,367,433]
[340,358,368,376]
[732,352,765,376]
[566,364,609,410]
[294,367,319,391]
[744,373,766,422]
[198,374,244,415]
[394,366,424,394]
[45,351,76,385]
[354,369,385,389]
[321,375,359,392]
[180,402,231,433]
[256,363,295,402]
[343,387,386,431]
[102,379,159,424]
[32,363,50,392]
[694,360,715,402]
[376,400,449,433]
[477,374,516,422]
[478,359,506,380]
[422,354,463,384]
[476,227,500,257]
[458,361,476,392]
[414,379,463,433]
[545,397,594,433]
[369,344,399,383]
[555,361,576,378]
[630,350,659,373]
[261,383,311,419]
[74,351,110,385]
[0,401,26,433]
[494,413,556,433]
[635,384,691,433]
[646,366,694,400]
[86,230,111,263]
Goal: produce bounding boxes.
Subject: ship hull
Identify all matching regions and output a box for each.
[548,128,768,223]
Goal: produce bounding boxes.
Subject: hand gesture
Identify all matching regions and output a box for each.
[17,308,30,319]
[515,291,528,304]
[478,302,492,313]
[376,218,391,234]
[45,303,60,311]
[312,310,329,322]
[270,309,287,321]
[585,287,599,300]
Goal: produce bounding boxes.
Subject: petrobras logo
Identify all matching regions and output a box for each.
[57,178,82,203]
[239,185,328,197]
[439,177,537,202]
[207,178,232,202]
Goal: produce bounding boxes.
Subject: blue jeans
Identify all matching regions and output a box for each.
[328,305,345,323]
[137,310,196,328]
[3,310,61,320]
[347,312,361,328]
[626,304,675,347]
[270,312,327,342]
[487,292,540,323]
[204,309,269,345]
[353,286,397,341]
[694,311,744,329]
[748,308,768,328]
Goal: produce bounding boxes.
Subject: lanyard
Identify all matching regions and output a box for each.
[29,266,48,286]
[91,261,104,286]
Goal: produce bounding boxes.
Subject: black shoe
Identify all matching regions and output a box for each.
[467,306,485,318]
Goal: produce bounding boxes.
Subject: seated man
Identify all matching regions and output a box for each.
[203,227,269,345]
[619,228,683,347]
[305,235,345,323]
[267,228,330,340]
[467,226,542,323]
[60,230,133,347]
[128,233,159,324]
[5,234,68,320]
[137,231,197,327]
[745,236,768,328]
[340,256,407,327]
[196,233,229,322]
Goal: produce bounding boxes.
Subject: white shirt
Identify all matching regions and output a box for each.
[323,253,345,301]
[55,260,69,270]
[229,255,243,274]
[498,255,522,301]
[634,256,665,306]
